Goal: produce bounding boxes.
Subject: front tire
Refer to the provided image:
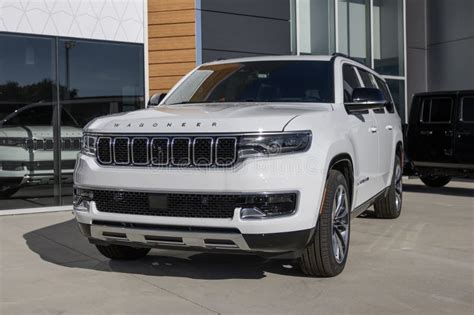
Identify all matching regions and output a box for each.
[374,155,403,219]
[95,244,150,260]
[420,175,452,187]
[299,170,350,277]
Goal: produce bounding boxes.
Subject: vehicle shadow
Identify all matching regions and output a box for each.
[23,219,306,280]
[403,183,474,197]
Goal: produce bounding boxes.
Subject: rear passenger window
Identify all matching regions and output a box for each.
[343,65,361,102]
[420,97,453,123]
[461,97,474,122]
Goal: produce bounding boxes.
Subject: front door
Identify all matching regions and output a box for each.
[342,64,380,207]
[454,93,474,165]
[414,96,455,165]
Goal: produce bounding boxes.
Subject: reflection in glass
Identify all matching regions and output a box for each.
[373,0,404,76]
[338,0,371,65]
[0,34,58,207]
[58,39,145,206]
[386,79,405,122]
[0,33,145,210]
[297,0,335,55]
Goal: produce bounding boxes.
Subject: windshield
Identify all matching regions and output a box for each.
[164,61,334,105]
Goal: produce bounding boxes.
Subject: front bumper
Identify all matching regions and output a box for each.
[73,151,326,253]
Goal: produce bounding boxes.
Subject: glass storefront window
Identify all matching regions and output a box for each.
[0,33,144,210]
[58,39,144,206]
[338,0,371,65]
[293,0,407,122]
[373,0,405,76]
[0,34,58,207]
[297,0,336,55]
[386,79,405,121]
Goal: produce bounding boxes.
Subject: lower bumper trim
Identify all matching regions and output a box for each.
[78,221,313,255]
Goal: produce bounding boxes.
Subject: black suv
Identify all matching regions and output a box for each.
[405,90,474,187]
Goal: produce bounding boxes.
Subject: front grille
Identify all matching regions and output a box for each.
[96,135,237,168]
[92,190,297,219]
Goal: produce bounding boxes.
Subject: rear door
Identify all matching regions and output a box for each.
[415,96,455,164]
[454,93,474,165]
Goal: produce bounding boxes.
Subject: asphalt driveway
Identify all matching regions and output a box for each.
[1,178,473,314]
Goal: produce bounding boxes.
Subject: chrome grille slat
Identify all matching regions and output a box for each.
[151,138,169,165]
[97,137,112,164]
[113,137,130,165]
[96,135,237,168]
[131,137,149,165]
[193,137,213,166]
[171,137,191,166]
[215,137,237,166]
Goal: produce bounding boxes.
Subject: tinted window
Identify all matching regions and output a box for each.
[358,69,376,88]
[342,65,361,102]
[164,61,334,105]
[386,79,405,121]
[462,97,474,122]
[374,76,395,113]
[421,97,452,123]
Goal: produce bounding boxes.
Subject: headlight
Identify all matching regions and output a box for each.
[81,134,97,156]
[238,131,311,159]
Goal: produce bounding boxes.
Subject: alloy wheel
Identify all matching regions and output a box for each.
[394,161,403,212]
[332,185,349,263]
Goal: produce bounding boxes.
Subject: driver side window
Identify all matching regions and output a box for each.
[342,65,362,102]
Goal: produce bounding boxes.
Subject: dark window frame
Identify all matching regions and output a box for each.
[460,96,474,123]
[420,97,453,124]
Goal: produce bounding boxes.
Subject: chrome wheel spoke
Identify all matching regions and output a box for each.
[335,205,348,221]
[394,163,403,211]
[331,185,349,263]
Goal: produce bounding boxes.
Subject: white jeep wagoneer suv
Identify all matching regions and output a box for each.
[73,55,403,277]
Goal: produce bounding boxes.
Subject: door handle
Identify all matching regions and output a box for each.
[369,127,378,133]
[420,130,433,135]
[385,125,393,131]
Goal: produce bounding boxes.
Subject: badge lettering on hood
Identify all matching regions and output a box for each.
[113,122,218,128]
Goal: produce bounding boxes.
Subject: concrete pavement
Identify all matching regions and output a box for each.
[1,178,473,314]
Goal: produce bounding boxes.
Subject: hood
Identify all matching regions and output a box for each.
[0,126,83,138]
[86,103,332,133]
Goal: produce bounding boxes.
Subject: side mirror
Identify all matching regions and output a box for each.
[148,92,167,106]
[345,88,386,112]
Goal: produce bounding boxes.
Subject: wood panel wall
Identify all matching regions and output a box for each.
[148,0,196,95]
